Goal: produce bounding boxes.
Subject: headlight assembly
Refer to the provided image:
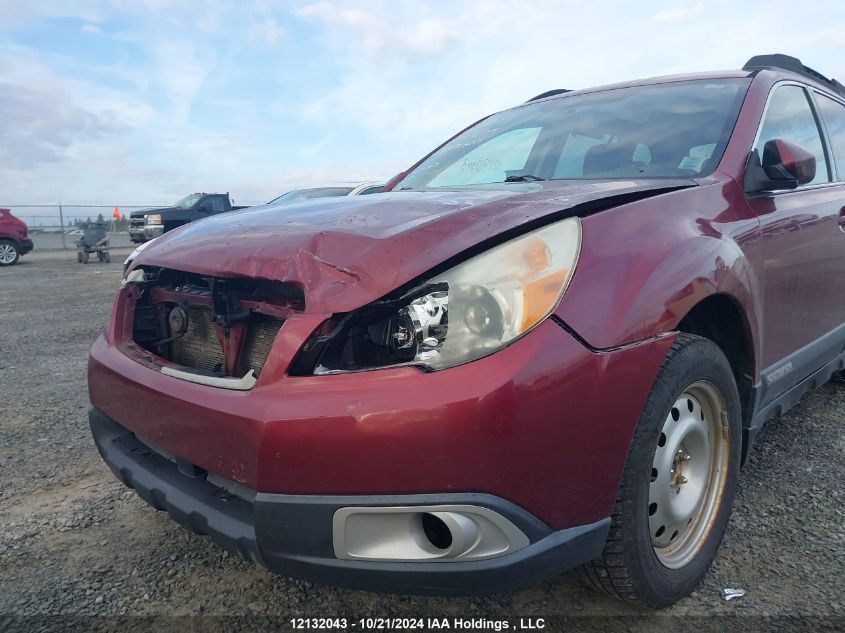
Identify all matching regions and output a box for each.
[294,217,581,374]
[145,213,163,225]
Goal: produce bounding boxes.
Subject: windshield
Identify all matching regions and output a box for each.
[397,79,750,190]
[174,193,203,209]
[269,187,354,204]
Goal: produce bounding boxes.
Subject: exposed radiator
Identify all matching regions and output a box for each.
[238,316,283,377]
[169,306,226,375]
[129,268,292,383]
[164,306,283,377]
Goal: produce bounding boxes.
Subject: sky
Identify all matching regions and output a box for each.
[1,0,845,209]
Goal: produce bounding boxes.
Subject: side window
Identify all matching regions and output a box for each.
[755,85,829,185]
[210,197,226,213]
[360,186,384,195]
[428,127,542,187]
[816,93,845,180]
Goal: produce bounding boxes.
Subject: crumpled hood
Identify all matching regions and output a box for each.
[135,180,694,313]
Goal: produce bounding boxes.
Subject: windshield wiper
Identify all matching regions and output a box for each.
[504,174,546,182]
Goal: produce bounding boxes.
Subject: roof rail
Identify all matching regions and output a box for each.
[743,54,845,99]
[525,89,571,103]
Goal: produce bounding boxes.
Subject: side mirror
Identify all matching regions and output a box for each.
[745,139,816,193]
[762,139,816,186]
[197,203,211,213]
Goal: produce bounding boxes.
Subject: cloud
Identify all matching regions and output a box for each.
[650,3,704,23]
[148,40,208,124]
[0,1,104,31]
[2,0,845,209]
[297,1,456,60]
[0,82,119,169]
[249,15,286,47]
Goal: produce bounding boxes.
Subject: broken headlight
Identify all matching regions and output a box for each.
[299,217,581,374]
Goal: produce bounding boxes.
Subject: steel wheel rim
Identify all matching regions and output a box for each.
[648,380,730,569]
[0,244,15,264]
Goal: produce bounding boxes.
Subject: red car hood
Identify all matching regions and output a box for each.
[135,180,693,313]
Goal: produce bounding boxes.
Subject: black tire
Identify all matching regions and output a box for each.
[103,252,111,263]
[0,239,20,266]
[82,252,89,264]
[577,333,742,608]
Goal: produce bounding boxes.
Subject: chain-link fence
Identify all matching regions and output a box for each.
[1,204,165,250]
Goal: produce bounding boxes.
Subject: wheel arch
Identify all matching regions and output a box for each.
[676,292,757,461]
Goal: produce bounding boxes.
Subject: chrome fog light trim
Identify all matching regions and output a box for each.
[333,505,530,562]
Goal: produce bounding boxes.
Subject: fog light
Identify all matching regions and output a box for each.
[333,504,529,562]
[421,513,452,550]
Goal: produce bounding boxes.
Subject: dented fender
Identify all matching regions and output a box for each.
[556,177,762,374]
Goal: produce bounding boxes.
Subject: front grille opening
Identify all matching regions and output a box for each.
[238,315,284,377]
[169,306,227,375]
[129,269,296,379]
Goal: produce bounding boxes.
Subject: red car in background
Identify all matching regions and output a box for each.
[0,209,34,266]
[88,54,845,607]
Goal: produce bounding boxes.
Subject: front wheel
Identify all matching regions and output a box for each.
[577,333,742,608]
[0,240,20,266]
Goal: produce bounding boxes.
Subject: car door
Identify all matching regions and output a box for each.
[744,82,845,396]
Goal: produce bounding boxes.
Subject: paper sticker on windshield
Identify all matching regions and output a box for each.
[678,143,716,172]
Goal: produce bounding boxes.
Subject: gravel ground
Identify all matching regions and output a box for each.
[1,250,843,632]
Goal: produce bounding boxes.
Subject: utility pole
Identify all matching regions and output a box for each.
[58,202,67,250]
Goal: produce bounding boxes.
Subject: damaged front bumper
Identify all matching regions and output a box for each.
[90,408,610,594]
[88,290,674,591]
[89,317,672,531]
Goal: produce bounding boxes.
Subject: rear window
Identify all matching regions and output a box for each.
[270,187,355,203]
[397,78,750,189]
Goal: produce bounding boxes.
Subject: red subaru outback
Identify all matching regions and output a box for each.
[88,54,845,607]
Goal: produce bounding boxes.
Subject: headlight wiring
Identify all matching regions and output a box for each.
[295,217,582,374]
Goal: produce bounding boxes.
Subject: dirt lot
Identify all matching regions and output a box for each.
[1,250,843,632]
